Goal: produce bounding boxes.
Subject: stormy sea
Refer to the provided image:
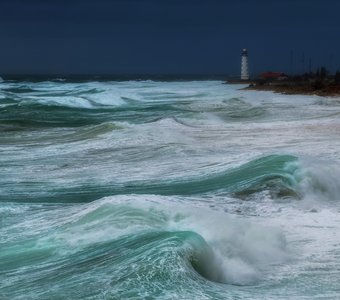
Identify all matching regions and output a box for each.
[1,79,340,299]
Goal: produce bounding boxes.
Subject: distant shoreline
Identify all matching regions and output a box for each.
[232,70,340,97]
[243,83,340,97]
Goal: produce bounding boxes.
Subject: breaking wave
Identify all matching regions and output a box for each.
[0,196,290,299]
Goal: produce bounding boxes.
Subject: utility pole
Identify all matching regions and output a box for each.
[290,50,294,75]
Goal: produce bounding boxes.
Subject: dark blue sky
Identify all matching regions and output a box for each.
[1,0,340,75]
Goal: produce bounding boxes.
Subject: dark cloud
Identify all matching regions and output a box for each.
[0,0,339,75]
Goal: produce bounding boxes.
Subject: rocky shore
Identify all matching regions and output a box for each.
[242,71,340,97]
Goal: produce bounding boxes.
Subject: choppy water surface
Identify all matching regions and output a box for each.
[1,80,340,299]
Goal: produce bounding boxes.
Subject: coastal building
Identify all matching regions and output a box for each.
[261,72,288,81]
[241,49,249,80]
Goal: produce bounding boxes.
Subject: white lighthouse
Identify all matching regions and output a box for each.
[241,49,249,80]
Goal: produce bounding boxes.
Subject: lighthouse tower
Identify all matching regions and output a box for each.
[241,49,249,80]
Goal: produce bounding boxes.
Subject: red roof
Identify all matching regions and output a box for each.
[261,72,287,79]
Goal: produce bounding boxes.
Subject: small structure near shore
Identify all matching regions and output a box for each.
[261,72,288,81]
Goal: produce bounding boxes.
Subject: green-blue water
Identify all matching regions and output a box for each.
[1,80,340,299]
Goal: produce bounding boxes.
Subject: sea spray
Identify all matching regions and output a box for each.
[298,158,340,201]
[1,80,340,299]
[0,196,291,300]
